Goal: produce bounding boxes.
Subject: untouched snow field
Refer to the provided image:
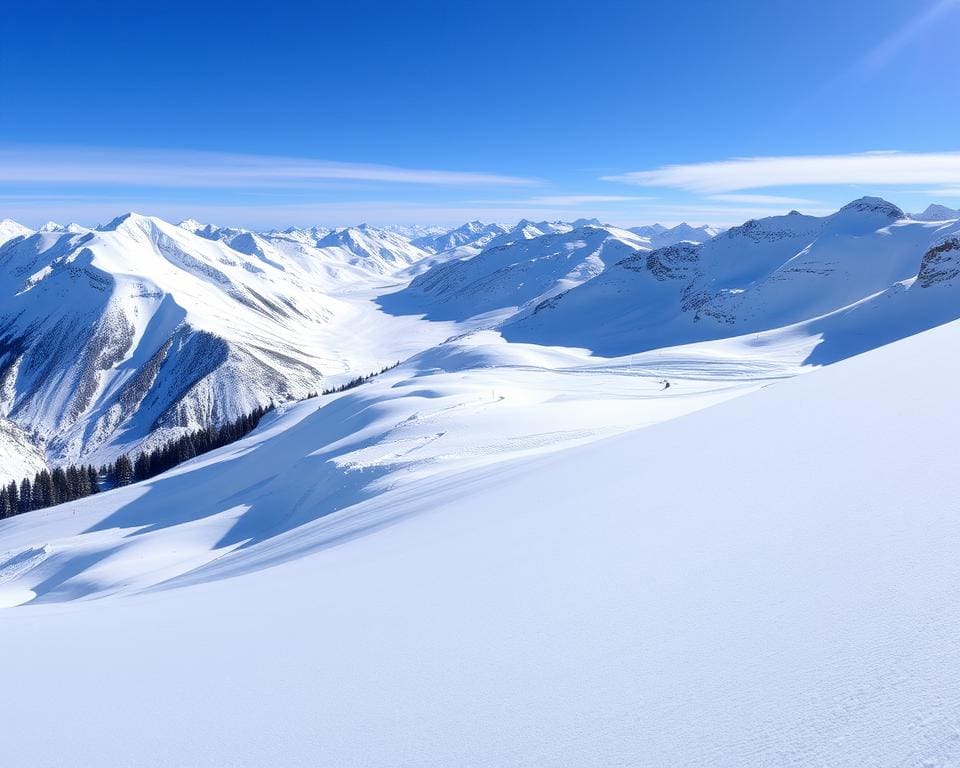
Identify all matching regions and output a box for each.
[2,317,959,766]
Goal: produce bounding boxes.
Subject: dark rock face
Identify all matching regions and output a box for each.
[918,237,960,288]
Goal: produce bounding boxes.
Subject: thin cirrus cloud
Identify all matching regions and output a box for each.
[0,145,539,189]
[602,151,960,194]
[706,194,820,205]
[522,194,654,205]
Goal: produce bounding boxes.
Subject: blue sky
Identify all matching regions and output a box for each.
[2,0,959,228]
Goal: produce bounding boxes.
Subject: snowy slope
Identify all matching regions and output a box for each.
[507,197,960,358]
[383,223,651,323]
[1,309,960,766]
[0,417,47,480]
[0,327,805,603]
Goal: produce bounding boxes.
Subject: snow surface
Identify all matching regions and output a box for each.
[2,311,960,766]
[0,417,47,480]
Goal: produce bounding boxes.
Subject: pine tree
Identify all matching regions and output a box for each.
[134,452,151,482]
[7,481,18,515]
[0,487,10,519]
[51,467,68,505]
[115,455,134,487]
[19,477,31,514]
[75,465,91,498]
[32,470,48,509]
[88,465,100,494]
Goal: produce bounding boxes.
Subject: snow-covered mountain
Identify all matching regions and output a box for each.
[274,224,333,243]
[313,224,430,274]
[0,218,32,246]
[481,218,576,250]
[506,197,960,359]
[178,219,429,285]
[0,211,673,478]
[383,223,651,322]
[912,203,960,221]
[383,223,450,240]
[177,218,248,242]
[629,221,722,247]
[410,220,510,254]
[0,213,455,474]
[179,218,434,278]
[4,198,959,479]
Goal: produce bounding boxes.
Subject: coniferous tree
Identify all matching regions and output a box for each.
[7,481,18,515]
[65,465,79,500]
[114,455,134,487]
[75,465,91,498]
[88,465,100,493]
[51,467,68,505]
[0,488,10,519]
[134,452,151,482]
[38,470,55,508]
[19,477,31,514]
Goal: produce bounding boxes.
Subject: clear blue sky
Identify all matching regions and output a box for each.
[2,0,959,228]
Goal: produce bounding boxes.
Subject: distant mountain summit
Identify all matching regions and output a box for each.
[384,223,651,322]
[912,203,960,222]
[411,221,509,254]
[629,222,721,247]
[504,197,960,360]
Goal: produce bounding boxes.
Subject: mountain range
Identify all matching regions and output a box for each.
[2,200,959,478]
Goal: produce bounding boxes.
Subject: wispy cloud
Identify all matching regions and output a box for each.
[603,151,960,193]
[706,193,819,205]
[0,145,538,189]
[522,194,654,206]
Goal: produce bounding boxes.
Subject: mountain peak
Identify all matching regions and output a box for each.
[96,212,153,231]
[913,203,960,222]
[835,197,904,220]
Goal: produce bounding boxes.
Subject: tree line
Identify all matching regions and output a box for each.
[0,464,101,518]
[0,404,273,520]
[304,361,400,399]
